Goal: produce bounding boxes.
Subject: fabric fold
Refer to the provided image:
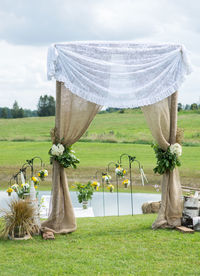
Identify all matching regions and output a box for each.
[142,92,182,229]
[41,82,102,234]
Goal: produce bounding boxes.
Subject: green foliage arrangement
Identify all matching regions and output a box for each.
[74,182,94,203]
[49,144,80,169]
[151,143,181,175]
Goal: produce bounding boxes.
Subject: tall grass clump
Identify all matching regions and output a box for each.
[0,199,39,239]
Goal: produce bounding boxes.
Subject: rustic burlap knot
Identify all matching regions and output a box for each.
[50,127,60,144]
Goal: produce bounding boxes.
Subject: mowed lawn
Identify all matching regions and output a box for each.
[0,110,200,188]
[1,141,200,188]
[1,141,200,172]
[0,110,200,144]
[1,215,200,275]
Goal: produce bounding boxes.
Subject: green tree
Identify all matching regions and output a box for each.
[1,107,8,118]
[37,95,55,117]
[185,104,190,110]
[11,101,24,118]
[190,103,198,110]
[178,103,182,112]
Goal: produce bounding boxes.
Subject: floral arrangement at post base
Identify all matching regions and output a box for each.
[73,182,94,209]
[37,169,48,181]
[115,166,126,178]
[91,181,100,191]
[7,183,30,199]
[102,173,112,184]
[151,143,182,175]
[107,184,114,193]
[49,143,80,168]
[122,179,130,189]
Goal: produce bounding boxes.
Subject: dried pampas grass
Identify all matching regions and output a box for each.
[0,199,40,239]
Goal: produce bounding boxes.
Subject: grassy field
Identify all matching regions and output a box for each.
[0,110,200,191]
[1,141,200,190]
[1,214,200,275]
[0,109,200,144]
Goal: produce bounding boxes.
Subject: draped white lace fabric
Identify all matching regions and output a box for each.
[47,41,192,108]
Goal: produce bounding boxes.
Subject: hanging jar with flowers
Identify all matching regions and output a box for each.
[107,184,114,193]
[115,166,126,178]
[102,173,112,184]
[122,179,130,189]
[91,181,100,191]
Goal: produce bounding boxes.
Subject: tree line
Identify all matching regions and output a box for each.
[101,103,200,114]
[0,95,55,119]
[178,103,200,111]
[1,97,200,118]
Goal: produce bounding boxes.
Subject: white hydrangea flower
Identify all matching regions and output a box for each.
[169,143,182,157]
[51,144,65,156]
[51,144,59,156]
[57,143,65,155]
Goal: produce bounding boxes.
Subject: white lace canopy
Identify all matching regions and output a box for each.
[47,41,192,108]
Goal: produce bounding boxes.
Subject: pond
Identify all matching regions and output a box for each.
[0,191,161,217]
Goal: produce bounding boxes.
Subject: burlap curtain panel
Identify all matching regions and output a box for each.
[41,82,101,234]
[142,92,182,229]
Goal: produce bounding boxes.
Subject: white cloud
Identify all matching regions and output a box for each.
[0,41,54,109]
[0,0,200,108]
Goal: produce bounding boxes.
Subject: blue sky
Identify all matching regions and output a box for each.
[0,0,199,109]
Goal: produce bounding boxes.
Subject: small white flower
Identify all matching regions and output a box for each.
[169,143,182,157]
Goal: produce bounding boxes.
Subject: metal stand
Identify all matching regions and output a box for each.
[95,170,105,216]
[107,161,120,216]
[119,154,138,216]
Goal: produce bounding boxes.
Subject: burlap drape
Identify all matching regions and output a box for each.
[142,92,182,229]
[41,81,101,234]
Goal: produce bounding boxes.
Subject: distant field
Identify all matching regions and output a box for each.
[0,110,200,144]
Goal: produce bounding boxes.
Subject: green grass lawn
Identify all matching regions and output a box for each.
[1,215,200,275]
[0,110,200,190]
[1,141,200,190]
[1,110,200,144]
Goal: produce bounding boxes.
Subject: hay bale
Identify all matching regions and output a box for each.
[142,201,161,214]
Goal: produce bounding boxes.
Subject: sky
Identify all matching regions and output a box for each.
[0,0,200,109]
